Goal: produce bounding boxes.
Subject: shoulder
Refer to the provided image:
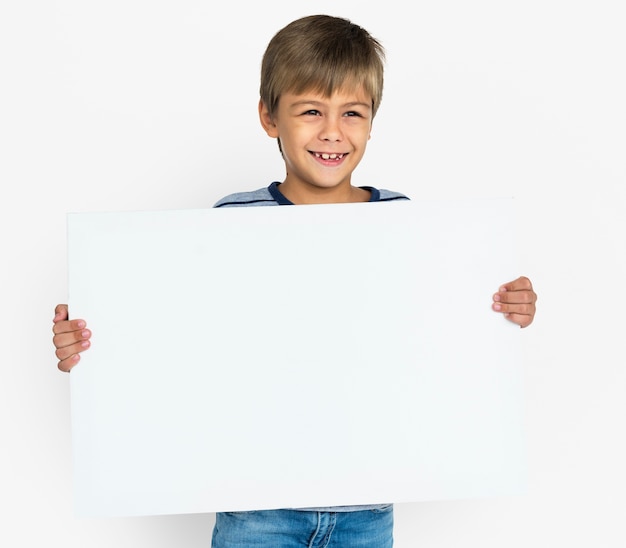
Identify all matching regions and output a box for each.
[378,188,410,202]
[213,186,279,208]
[362,187,410,202]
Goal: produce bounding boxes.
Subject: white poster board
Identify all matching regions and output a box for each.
[67,198,526,518]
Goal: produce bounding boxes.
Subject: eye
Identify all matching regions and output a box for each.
[302,109,321,116]
[344,110,363,117]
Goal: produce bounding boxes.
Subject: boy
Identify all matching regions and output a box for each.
[52,14,537,547]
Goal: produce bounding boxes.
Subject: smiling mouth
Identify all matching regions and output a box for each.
[312,152,346,161]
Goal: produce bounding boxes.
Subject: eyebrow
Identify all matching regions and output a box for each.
[289,100,372,110]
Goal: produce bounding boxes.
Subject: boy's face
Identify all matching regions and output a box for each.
[259,86,373,202]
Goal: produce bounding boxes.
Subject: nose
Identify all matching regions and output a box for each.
[319,116,343,142]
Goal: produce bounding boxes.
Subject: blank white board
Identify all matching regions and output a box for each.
[67,198,526,517]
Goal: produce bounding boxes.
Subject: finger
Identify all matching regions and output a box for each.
[499,276,533,293]
[58,352,82,373]
[52,318,87,335]
[55,338,91,362]
[493,289,537,305]
[492,301,535,317]
[502,312,534,329]
[53,304,69,323]
[52,305,91,373]
[53,327,91,350]
[492,301,536,329]
[53,325,91,375]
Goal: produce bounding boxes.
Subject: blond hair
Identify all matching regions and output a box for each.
[260,15,385,119]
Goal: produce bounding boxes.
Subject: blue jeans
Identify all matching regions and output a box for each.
[211,507,394,547]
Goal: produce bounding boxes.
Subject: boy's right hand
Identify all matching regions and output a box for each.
[52,304,91,372]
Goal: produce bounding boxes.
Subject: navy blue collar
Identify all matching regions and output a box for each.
[268,181,381,204]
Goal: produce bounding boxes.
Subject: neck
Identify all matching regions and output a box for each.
[278,181,371,205]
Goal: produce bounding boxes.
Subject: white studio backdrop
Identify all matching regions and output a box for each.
[1,1,624,547]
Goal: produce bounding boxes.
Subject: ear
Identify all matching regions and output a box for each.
[258,99,279,138]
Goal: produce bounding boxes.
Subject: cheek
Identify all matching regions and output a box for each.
[350,124,372,144]
[359,130,372,148]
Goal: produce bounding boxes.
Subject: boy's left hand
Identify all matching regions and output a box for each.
[492,276,537,328]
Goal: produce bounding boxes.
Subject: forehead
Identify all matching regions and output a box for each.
[281,84,373,106]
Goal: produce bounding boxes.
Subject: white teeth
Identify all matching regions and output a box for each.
[315,152,343,160]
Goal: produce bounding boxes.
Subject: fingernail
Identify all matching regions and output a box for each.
[493,294,501,302]
[81,330,90,338]
[77,320,86,328]
[493,304,502,311]
[81,341,90,349]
